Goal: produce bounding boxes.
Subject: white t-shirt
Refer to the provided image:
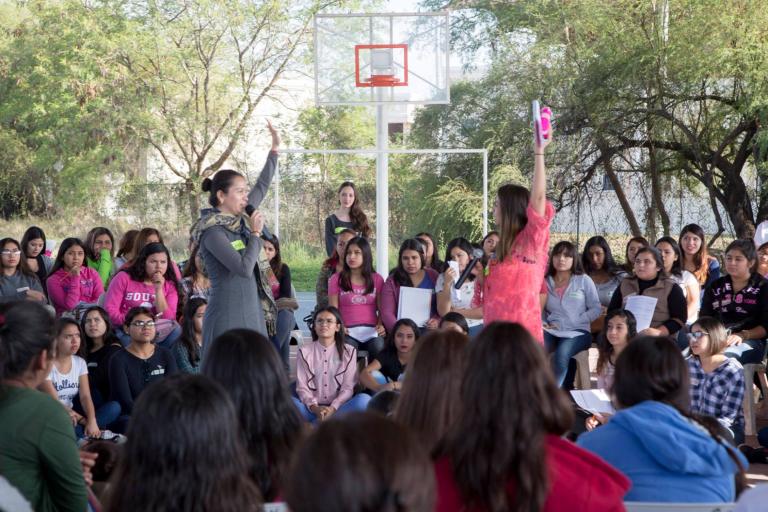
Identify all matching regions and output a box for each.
[47,355,88,408]
[673,270,700,323]
[435,273,483,327]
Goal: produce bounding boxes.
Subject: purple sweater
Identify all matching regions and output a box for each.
[47,267,104,316]
[380,268,439,332]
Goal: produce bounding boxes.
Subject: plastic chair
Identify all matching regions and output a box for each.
[573,350,592,390]
[624,503,734,512]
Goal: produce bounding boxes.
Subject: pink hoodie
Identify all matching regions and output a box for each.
[103,271,178,328]
[47,267,104,317]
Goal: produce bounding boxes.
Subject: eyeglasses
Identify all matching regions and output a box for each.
[687,331,708,340]
[0,250,21,256]
[315,318,337,325]
[131,320,156,328]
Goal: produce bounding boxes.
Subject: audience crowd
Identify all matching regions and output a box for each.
[2,178,768,511]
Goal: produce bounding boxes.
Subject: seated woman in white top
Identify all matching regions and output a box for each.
[436,237,483,336]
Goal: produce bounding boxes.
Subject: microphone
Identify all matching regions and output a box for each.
[245,205,273,240]
[454,248,485,289]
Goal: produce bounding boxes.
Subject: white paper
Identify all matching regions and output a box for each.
[347,325,378,342]
[544,328,585,338]
[447,261,462,300]
[624,295,658,331]
[397,287,433,327]
[570,389,615,415]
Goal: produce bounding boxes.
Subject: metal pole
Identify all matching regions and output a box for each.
[482,150,488,236]
[376,103,389,277]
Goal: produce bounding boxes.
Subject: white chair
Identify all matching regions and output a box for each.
[573,350,592,390]
[624,502,735,512]
[743,361,768,436]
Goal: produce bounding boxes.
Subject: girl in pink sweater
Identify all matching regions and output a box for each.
[47,238,104,317]
[104,242,181,348]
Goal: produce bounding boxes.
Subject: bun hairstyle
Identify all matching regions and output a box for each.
[202,170,244,208]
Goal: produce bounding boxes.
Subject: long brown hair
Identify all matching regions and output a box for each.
[440,322,573,512]
[393,330,469,455]
[0,238,35,277]
[338,181,371,238]
[495,184,530,262]
[679,224,711,285]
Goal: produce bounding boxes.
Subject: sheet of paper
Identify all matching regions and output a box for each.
[544,328,586,338]
[624,295,658,331]
[397,287,433,327]
[447,261,462,300]
[347,325,378,342]
[570,389,615,415]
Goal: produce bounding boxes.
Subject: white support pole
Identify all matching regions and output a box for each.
[482,150,489,236]
[376,104,389,278]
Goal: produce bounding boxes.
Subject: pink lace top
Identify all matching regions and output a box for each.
[483,201,555,342]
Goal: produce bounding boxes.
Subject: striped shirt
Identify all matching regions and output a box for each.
[687,356,744,432]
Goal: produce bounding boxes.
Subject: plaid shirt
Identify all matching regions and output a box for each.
[687,356,745,432]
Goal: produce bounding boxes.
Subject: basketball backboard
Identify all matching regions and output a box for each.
[314,12,450,105]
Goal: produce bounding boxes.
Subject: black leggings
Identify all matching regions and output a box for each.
[345,335,386,363]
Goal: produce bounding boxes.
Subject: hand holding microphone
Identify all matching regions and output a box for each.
[245,205,265,235]
[454,248,485,289]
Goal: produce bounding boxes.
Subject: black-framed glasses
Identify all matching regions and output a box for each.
[687,331,708,340]
[131,320,156,328]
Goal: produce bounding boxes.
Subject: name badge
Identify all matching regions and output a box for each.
[231,240,246,251]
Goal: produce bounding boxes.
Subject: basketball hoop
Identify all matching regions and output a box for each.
[354,44,408,88]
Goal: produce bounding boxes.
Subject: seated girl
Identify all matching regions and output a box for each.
[180,243,210,304]
[113,229,139,273]
[294,306,370,423]
[42,318,120,438]
[578,336,746,503]
[173,297,206,374]
[108,307,178,432]
[380,239,439,332]
[263,234,298,370]
[680,223,721,294]
[608,246,687,337]
[433,322,629,511]
[622,236,649,274]
[436,237,483,336]
[542,241,602,389]
[46,238,104,317]
[439,311,470,335]
[85,227,115,288]
[415,232,445,273]
[104,242,181,348]
[700,239,768,365]
[586,309,637,431]
[0,237,48,305]
[79,306,124,406]
[360,318,419,393]
[688,316,745,445]
[328,236,386,360]
[581,235,627,333]
[315,228,356,309]
[20,226,53,296]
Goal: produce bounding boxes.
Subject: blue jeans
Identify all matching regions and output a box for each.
[292,394,371,423]
[467,323,484,338]
[544,330,592,389]
[74,401,121,438]
[271,309,295,372]
[724,339,766,365]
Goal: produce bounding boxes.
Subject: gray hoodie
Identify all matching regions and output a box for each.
[543,274,601,332]
[0,271,46,303]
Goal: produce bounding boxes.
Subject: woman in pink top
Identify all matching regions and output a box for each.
[484,107,554,342]
[293,306,370,423]
[328,236,386,360]
[46,238,104,317]
[104,242,181,348]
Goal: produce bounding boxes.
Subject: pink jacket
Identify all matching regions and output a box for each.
[103,271,178,328]
[380,268,439,332]
[296,341,357,411]
[47,267,104,316]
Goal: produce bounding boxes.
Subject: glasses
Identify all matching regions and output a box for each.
[1,250,21,256]
[315,318,337,325]
[687,331,708,340]
[131,320,156,328]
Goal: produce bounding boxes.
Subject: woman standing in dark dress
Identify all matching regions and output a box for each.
[194,121,280,356]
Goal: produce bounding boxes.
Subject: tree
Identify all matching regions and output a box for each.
[117,0,339,221]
